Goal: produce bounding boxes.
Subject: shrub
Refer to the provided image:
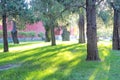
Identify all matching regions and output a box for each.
[38,32,44,38]
[26,32,35,37]
[19,31,35,37]
[0,30,2,38]
[0,30,11,38]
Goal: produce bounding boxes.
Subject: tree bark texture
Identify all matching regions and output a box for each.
[45,28,50,42]
[11,21,19,44]
[2,14,9,52]
[112,9,120,50]
[51,24,56,46]
[62,27,70,41]
[2,0,9,52]
[86,0,100,61]
[78,14,85,43]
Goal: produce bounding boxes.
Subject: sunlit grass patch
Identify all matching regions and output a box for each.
[98,41,112,61]
[0,41,119,80]
[0,41,50,52]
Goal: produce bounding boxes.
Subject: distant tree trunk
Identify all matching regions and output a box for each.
[45,28,50,42]
[2,14,9,52]
[86,0,100,61]
[51,23,56,46]
[112,7,120,50]
[11,21,19,44]
[78,14,85,43]
[62,27,70,41]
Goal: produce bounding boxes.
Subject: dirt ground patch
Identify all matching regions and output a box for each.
[0,64,21,71]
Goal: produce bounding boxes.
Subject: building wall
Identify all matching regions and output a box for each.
[0,21,45,38]
[25,21,45,37]
[0,21,77,40]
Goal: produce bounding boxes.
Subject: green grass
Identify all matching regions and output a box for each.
[0,41,120,80]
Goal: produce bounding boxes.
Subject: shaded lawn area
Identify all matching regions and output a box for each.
[0,41,120,80]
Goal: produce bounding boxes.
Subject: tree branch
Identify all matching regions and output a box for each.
[110,2,115,9]
[72,3,86,9]
[54,1,86,20]
[96,0,104,6]
[110,2,120,13]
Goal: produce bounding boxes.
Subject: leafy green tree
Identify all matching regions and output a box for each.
[31,0,66,46]
[0,0,28,52]
[98,10,111,26]
[58,0,86,43]
[31,0,87,45]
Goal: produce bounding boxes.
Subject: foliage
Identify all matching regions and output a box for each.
[0,0,35,30]
[31,0,69,45]
[0,0,27,17]
[62,28,70,41]
[0,30,11,38]
[31,0,85,27]
[19,31,35,37]
[98,10,111,25]
[31,0,64,26]
[97,17,113,40]
[38,32,44,38]
[14,8,36,30]
[57,0,85,26]
[0,30,2,37]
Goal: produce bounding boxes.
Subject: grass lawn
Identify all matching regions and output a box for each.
[0,41,120,80]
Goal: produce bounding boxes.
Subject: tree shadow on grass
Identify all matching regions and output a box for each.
[34,44,112,80]
[41,51,111,80]
[107,50,120,80]
[0,43,86,80]
[0,43,114,80]
[0,43,85,64]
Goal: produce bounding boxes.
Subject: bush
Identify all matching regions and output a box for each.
[19,31,35,37]
[0,30,2,38]
[26,32,35,37]
[38,32,44,38]
[0,30,11,38]
[8,31,11,37]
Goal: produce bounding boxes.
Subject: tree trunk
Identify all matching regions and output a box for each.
[11,21,19,44]
[45,28,50,42]
[1,0,9,52]
[86,0,100,61]
[51,25,56,46]
[78,14,85,43]
[2,14,9,52]
[112,9,120,50]
[62,27,70,41]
